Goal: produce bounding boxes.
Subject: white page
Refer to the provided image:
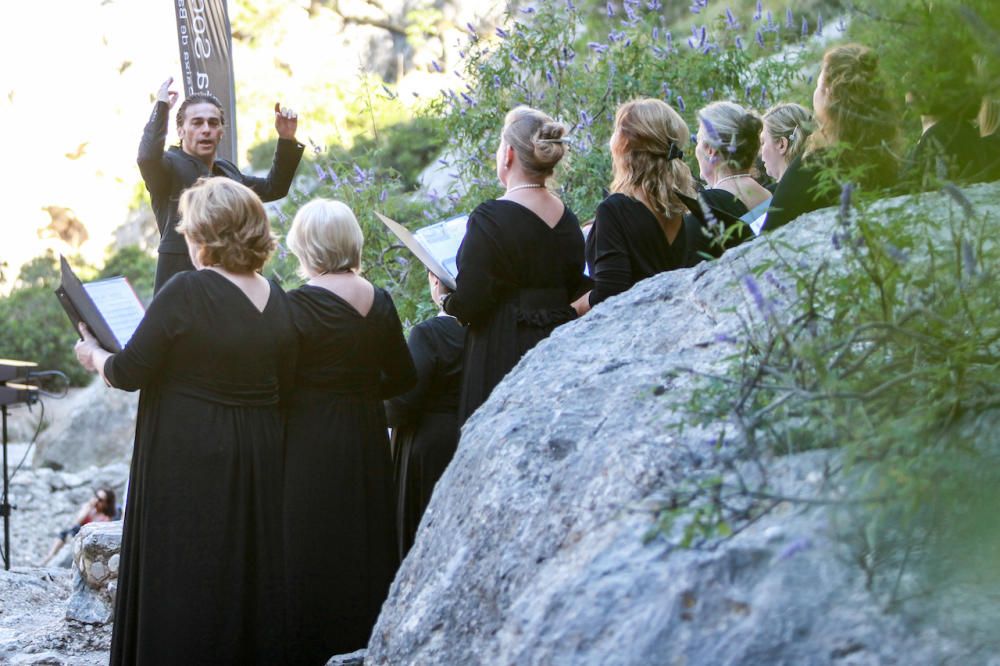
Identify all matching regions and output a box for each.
[413,215,469,280]
[83,278,146,349]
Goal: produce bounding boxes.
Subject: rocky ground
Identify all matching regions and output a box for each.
[2,393,126,664]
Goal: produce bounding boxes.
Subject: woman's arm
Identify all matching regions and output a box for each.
[587,200,633,307]
[442,211,499,326]
[384,324,436,426]
[379,293,418,399]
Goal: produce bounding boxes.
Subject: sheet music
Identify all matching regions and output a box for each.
[412,215,468,280]
[82,278,145,349]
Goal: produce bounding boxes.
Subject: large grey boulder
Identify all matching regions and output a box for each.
[33,378,137,472]
[367,182,1000,665]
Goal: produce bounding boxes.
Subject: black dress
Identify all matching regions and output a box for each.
[283,285,416,663]
[585,193,686,307]
[683,187,756,266]
[105,270,296,666]
[762,153,836,232]
[443,199,588,424]
[385,314,466,560]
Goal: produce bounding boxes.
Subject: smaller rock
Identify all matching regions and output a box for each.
[327,649,366,665]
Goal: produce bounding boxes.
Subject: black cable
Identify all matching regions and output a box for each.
[9,398,45,483]
[7,370,69,483]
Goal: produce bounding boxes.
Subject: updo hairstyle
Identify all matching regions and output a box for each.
[762,103,814,166]
[501,106,568,180]
[610,98,695,219]
[287,199,364,277]
[697,101,764,171]
[177,178,275,273]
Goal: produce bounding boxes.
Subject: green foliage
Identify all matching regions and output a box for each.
[0,251,94,386]
[98,245,156,305]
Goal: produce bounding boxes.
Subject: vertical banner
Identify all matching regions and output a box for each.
[173,0,238,164]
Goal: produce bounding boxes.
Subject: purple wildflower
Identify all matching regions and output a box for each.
[677,95,685,111]
[735,35,744,50]
[785,8,794,28]
[714,333,737,344]
[511,52,523,64]
[466,22,477,37]
[764,271,790,299]
[493,75,501,88]
[276,243,288,260]
[741,274,772,317]
[754,0,762,21]
[778,537,812,561]
[652,26,659,41]
[725,7,740,30]
[838,182,854,227]
[566,0,575,9]
[495,26,509,39]
[379,189,387,202]
[460,92,475,106]
[836,17,846,33]
[962,239,978,277]
[546,70,555,85]
[422,210,435,220]
[699,25,707,47]
[646,0,661,10]
[942,183,976,218]
[314,163,327,180]
[756,29,765,47]
[661,83,671,98]
[816,13,824,34]
[588,41,609,54]
[431,60,443,73]
[766,10,774,31]
[607,1,614,17]
[700,114,721,144]
[801,17,808,37]
[520,6,536,13]
[666,31,673,50]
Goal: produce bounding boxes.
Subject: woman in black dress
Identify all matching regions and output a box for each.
[572,98,696,315]
[765,44,899,231]
[442,105,589,424]
[73,178,296,665]
[687,101,773,262]
[282,199,416,663]
[760,102,814,186]
[386,271,466,560]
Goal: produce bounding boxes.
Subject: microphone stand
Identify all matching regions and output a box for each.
[2,404,11,570]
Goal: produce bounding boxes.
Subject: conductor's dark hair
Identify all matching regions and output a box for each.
[176,93,226,128]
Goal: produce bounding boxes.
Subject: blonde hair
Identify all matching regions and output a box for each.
[177,178,275,272]
[501,106,567,180]
[697,101,764,171]
[763,102,814,165]
[609,98,695,220]
[287,199,363,277]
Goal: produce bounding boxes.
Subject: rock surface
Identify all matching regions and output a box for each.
[367,183,1000,665]
[33,379,138,472]
[66,521,122,625]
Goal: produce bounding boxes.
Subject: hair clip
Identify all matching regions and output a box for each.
[667,143,685,161]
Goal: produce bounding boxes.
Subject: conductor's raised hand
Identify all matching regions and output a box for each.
[274,103,299,141]
[157,77,179,109]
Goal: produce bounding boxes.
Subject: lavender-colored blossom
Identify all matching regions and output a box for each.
[466,22,477,36]
[661,83,671,98]
[646,0,661,10]
[277,209,289,224]
[764,271,790,299]
[546,70,555,85]
[422,210,435,220]
[735,35,744,50]
[379,189,387,202]
[838,182,854,227]
[666,31,673,50]
[766,10,774,30]
[276,243,288,260]
[699,25,707,48]
[816,14,824,34]
[754,0,762,21]
[511,52,523,63]
[778,537,812,561]
[785,8,794,28]
[725,8,740,30]
[496,26,509,39]
[652,26,659,40]
[714,333,737,344]
[521,6,536,13]
[741,274,771,317]
[836,17,847,33]
[566,0,575,9]
[493,74,502,88]
[314,163,327,180]
[943,183,976,218]
[607,1,614,17]
[801,17,808,37]
[700,114,721,144]
[588,41,609,54]
[687,36,697,49]
[962,239,978,277]
[756,28,765,47]
[460,92,475,106]
[677,95,685,111]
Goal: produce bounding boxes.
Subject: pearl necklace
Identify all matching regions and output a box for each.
[713,173,752,188]
[505,183,546,194]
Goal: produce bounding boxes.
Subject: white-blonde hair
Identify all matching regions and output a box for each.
[287,199,363,277]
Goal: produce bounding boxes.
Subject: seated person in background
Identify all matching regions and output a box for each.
[385,271,466,561]
[42,487,118,566]
[686,101,772,262]
[765,44,899,232]
[902,85,983,188]
[572,98,695,316]
[760,103,814,189]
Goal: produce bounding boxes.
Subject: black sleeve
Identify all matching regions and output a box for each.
[378,292,418,399]
[241,138,305,202]
[443,210,499,325]
[764,155,823,232]
[103,274,190,391]
[588,199,633,307]
[384,323,436,427]
[136,101,172,217]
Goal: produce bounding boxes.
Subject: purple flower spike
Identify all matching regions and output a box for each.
[466,22,477,37]
[756,29,765,47]
[801,17,808,37]
[778,537,812,561]
[588,41,609,54]
[838,182,854,227]
[379,189,387,202]
[495,26,509,39]
[431,60,443,73]
[816,14,824,34]
[606,1,614,17]
[735,35,744,50]
[754,0,762,21]
[700,115,721,144]
[962,239,978,277]
[785,8,794,28]
[566,0,575,9]
[699,25,707,47]
[677,95,685,111]
[652,26,659,40]
[521,6,536,13]
[741,274,771,317]
[546,70,555,85]
[725,7,740,30]
[314,163,327,180]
